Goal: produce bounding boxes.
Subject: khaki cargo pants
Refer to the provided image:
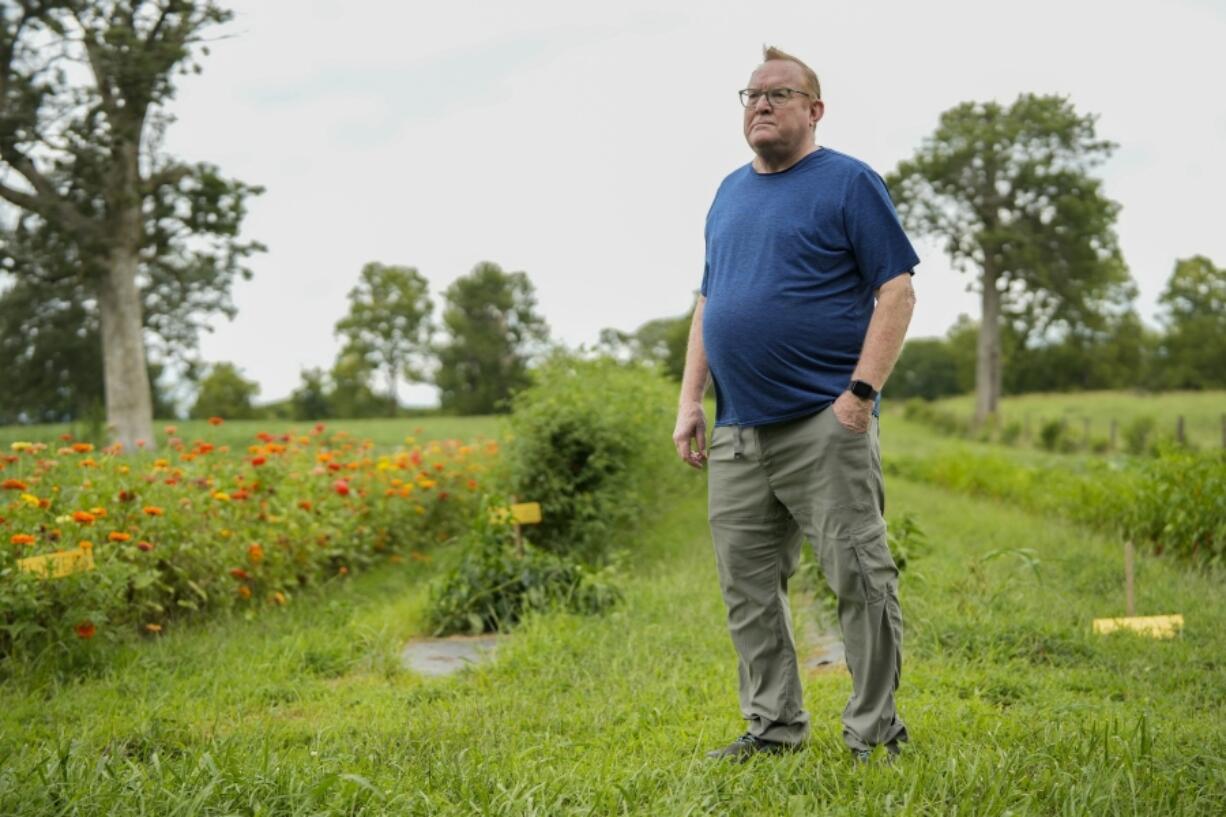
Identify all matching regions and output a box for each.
[707,406,907,751]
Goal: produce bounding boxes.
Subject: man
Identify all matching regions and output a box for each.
[673,46,918,764]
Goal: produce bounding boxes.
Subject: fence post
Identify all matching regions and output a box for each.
[1176,415,1185,446]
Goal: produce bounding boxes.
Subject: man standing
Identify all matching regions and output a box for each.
[673,46,918,763]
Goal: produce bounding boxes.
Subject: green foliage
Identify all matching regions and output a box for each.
[1037,418,1072,452]
[289,368,332,421]
[503,355,683,563]
[889,94,1134,413]
[887,512,929,572]
[889,337,962,400]
[887,446,1226,565]
[435,261,549,415]
[189,362,259,420]
[334,262,434,408]
[1156,256,1226,389]
[1122,415,1157,456]
[0,2,263,440]
[427,498,622,636]
[328,340,389,419]
[598,304,694,381]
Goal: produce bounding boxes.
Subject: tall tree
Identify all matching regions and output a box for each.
[328,338,384,419]
[1156,255,1226,388]
[189,361,257,420]
[0,2,262,448]
[334,262,433,412]
[435,261,549,415]
[888,94,1131,423]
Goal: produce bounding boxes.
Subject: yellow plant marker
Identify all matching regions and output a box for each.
[1092,614,1183,639]
[510,502,542,525]
[17,546,96,579]
[1093,539,1183,639]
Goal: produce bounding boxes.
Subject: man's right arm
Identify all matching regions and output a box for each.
[673,295,709,469]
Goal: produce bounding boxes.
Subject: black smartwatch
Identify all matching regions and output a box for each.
[848,379,878,401]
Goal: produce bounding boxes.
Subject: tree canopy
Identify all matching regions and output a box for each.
[435,261,549,415]
[888,94,1132,422]
[334,262,433,411]
[0,1,261,446]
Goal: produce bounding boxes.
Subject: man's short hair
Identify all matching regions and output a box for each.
[761,45,821,100]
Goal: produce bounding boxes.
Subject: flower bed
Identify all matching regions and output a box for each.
[0,422,497,658]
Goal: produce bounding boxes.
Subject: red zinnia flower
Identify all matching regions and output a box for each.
[75,621,96,639]
[2,479,27,491]
[333,480,350,496]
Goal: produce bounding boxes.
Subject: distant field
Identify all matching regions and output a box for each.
[0,415,505,450]
[926,390,1226,449]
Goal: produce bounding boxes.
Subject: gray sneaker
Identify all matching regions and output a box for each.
[707,732,795,763]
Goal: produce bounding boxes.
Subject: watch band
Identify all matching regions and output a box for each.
[849,379,878,400]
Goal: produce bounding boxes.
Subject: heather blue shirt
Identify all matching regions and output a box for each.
[701,147,919,427]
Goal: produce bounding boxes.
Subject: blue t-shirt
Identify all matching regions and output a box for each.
[700,147,919,427]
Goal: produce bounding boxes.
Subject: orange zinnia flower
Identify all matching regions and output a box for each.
[72,511,96,524]
[229,567,251,580]
[137,541,154,552]
[247,543,264,564]
[75,621,96,639]
[10,533,35,546]
[270,591,287,606]
[297,500,313,511]
[89,507,107,518]
[2,478,27,491]
[71,443,94,454]
[145,623,162,633]
[107,531,131,543]
[237,585,252,599]
[208,416,224,426]
[143,506,164,516]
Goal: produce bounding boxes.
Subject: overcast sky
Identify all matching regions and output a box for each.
[163,0,1226,405]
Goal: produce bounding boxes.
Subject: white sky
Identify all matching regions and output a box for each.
[163,0,1226,405]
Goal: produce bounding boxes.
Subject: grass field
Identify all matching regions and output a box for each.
[929,390,1226,450]
[0,415,505,450]
[2,418,1223,815]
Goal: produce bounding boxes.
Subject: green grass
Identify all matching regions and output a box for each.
[1,426,1223,815]
[931,390,1226,450]
[0,415,505,450]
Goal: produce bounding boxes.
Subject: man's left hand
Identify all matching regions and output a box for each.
[832,390,872,433]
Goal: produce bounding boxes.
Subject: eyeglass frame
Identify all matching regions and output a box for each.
[738,87,817,108]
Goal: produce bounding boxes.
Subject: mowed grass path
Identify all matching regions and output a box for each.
[2,462,1224,813]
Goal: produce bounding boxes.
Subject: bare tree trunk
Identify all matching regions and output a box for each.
[97,241,154,450]
[975,261,1002,426]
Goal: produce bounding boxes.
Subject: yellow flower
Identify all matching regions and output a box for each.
[213,491,231,502]
[20,493,41,507]
[10,441,33,452]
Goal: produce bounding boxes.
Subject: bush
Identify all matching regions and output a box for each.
[1037,418,1069,452]
[999,420,1024,446]
[502,355,682,563]
[886,447,1226,565]
[427,497,622,635]
[1123,416,1156,456]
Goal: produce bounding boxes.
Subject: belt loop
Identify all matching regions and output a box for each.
[733,425,744,459]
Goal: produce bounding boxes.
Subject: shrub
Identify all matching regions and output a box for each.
[999,420,1024,446]
[427,497,622,635]
[1123,416,1156,456]
[502,355,682,563]
[1037,418,1068,452]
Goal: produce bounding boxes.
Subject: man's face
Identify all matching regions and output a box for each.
[742,60,823,161]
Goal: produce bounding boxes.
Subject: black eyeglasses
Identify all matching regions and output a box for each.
[738,87,814,108]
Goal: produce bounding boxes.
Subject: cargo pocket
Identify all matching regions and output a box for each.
[848,521,894,604]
